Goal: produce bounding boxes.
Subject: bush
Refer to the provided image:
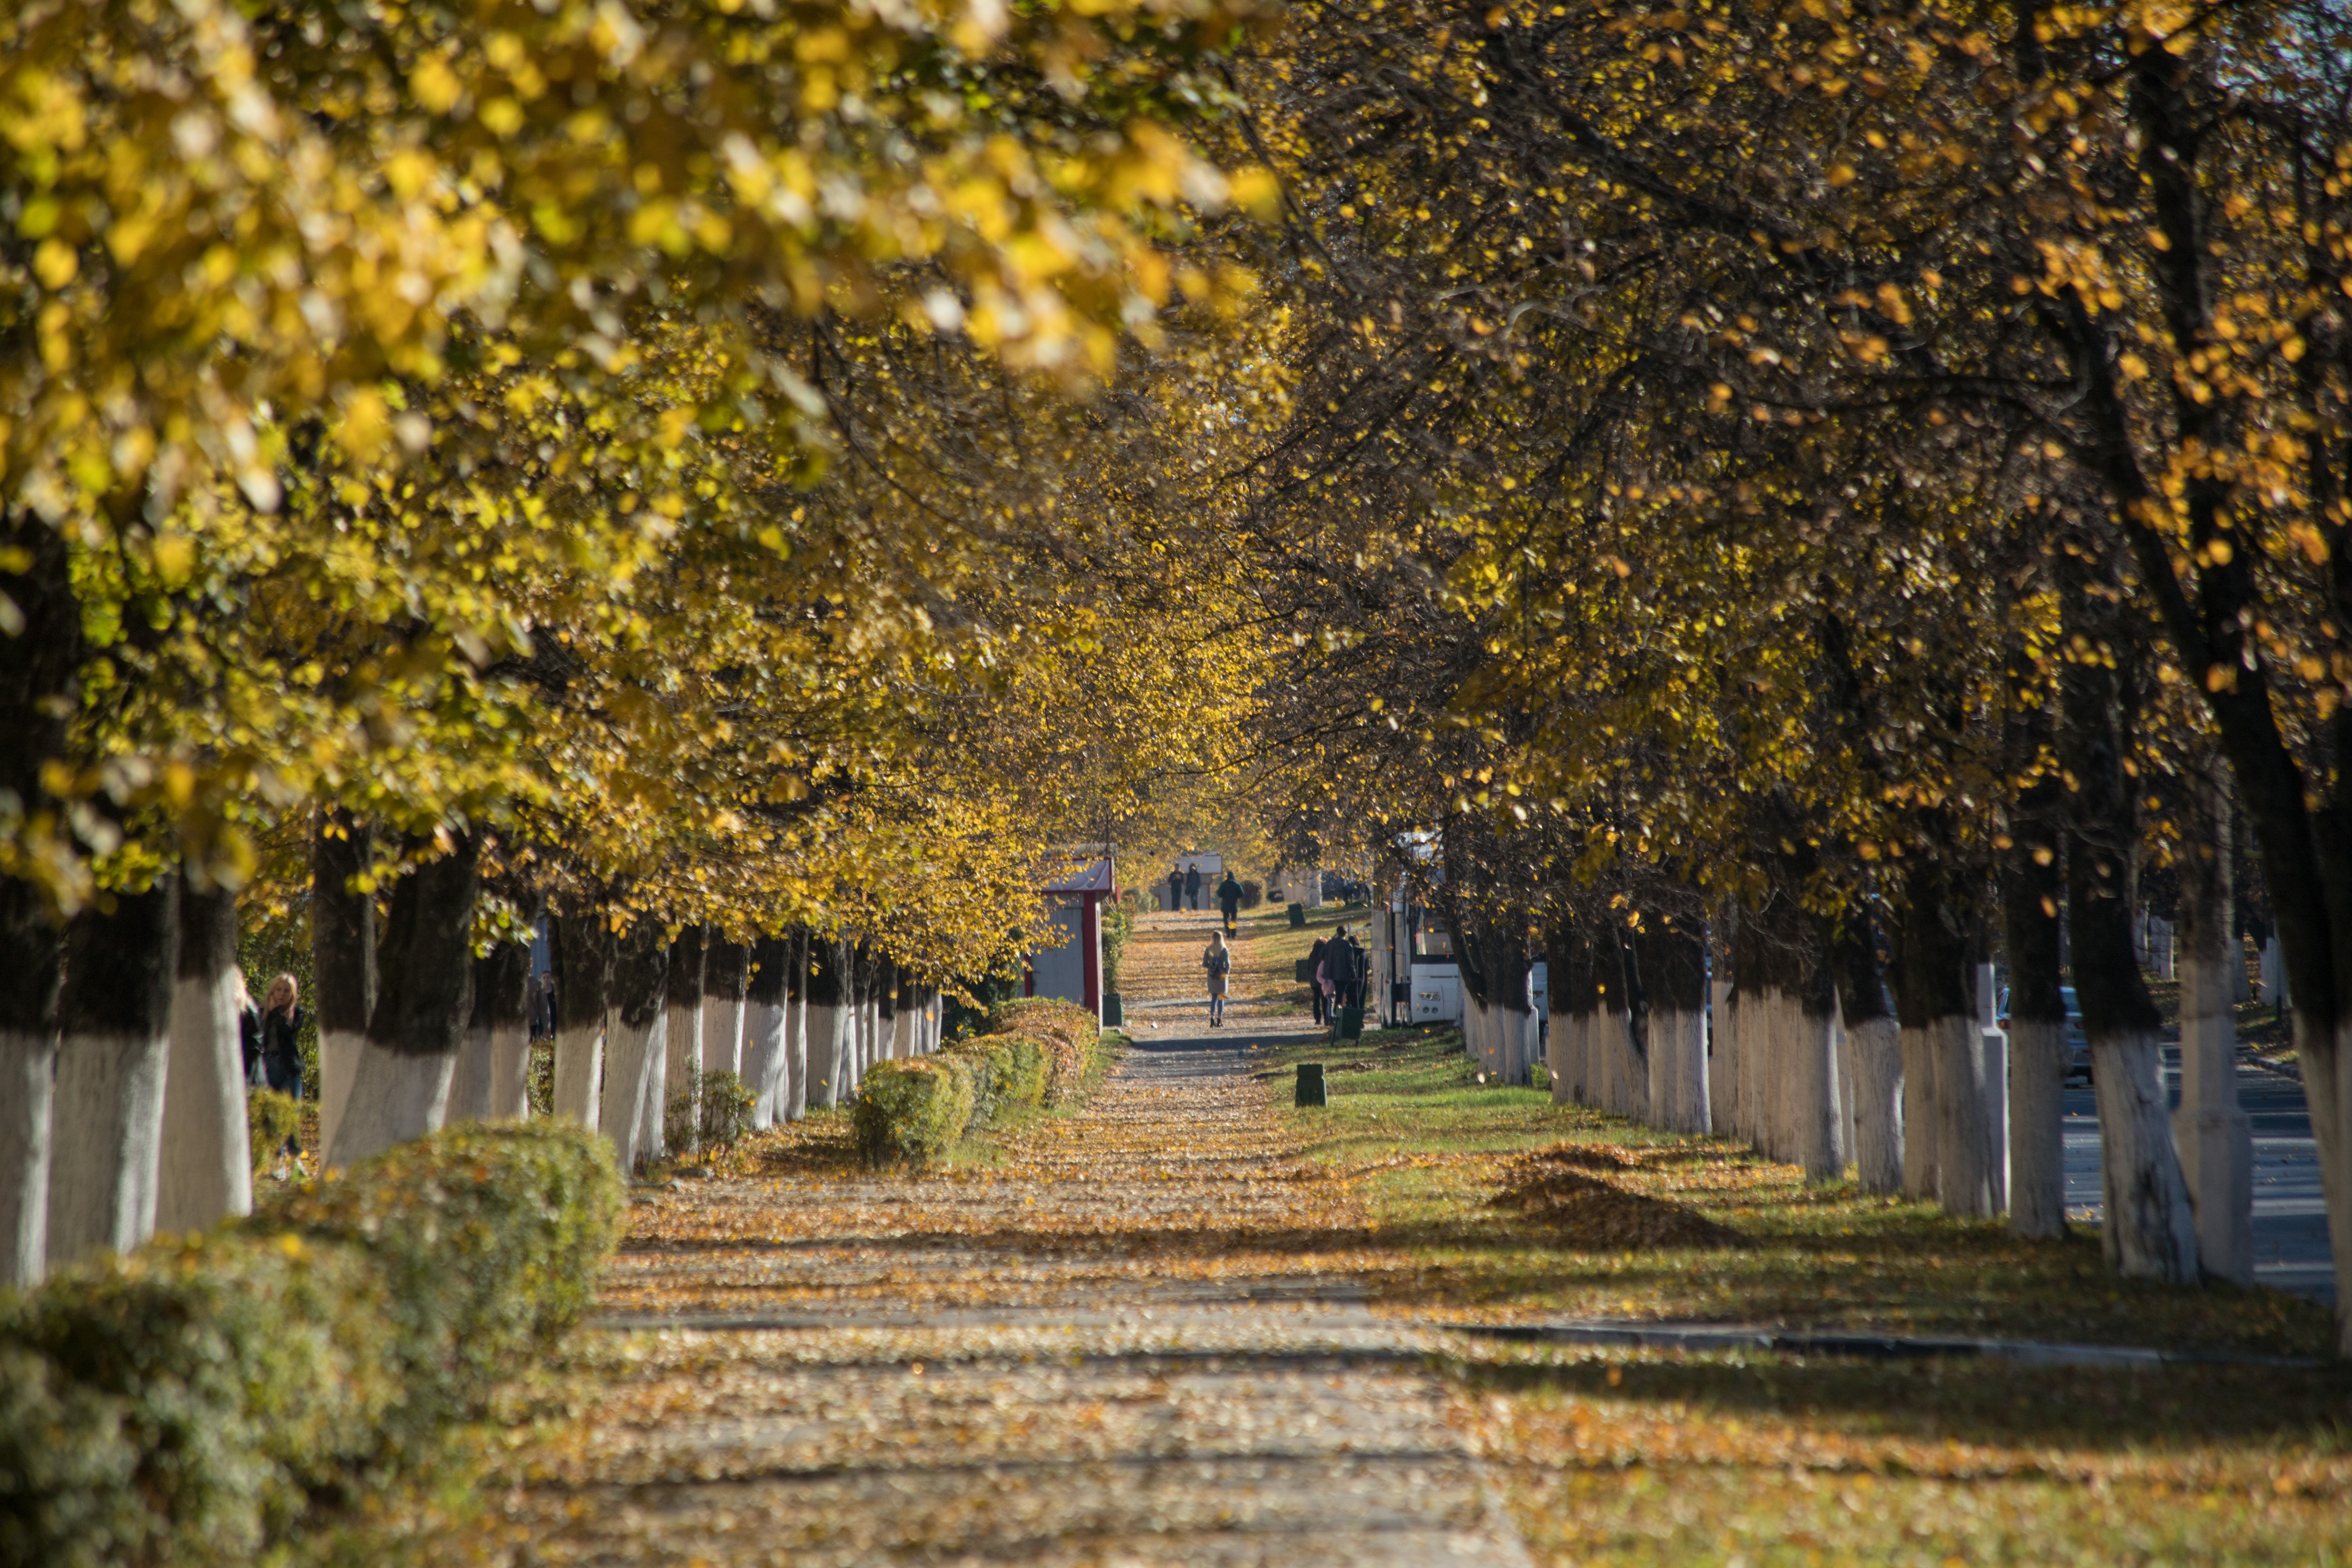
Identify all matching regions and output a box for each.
[245,1090,299,1172]
[0,1122,622,1567]
[852,1058,976,1164]
[850,998,1107,1166]
[664,1067,756,1159]
[1240,878,1263,909]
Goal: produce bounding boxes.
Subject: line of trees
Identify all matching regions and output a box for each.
[1190,0,2352,1349]
[0,0,1281,1286]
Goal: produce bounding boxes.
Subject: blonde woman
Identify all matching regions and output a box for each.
[1202,931,1233,1027]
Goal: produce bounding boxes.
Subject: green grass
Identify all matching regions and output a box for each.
[1245,1027,2352,1566]
[1246,1026,2336,1357]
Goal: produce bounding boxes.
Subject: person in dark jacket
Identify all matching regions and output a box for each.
[1167,867,1184,915]
[1183,863,1203,912]
[258,973,305,1154]
[1217,874,1243,934]
[1304,935,1330,1025]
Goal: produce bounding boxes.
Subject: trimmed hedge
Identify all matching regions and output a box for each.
[0,1121,623,1568]
[853,999,1107,1165]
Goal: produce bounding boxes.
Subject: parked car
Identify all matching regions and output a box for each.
[1995,985,2092,1084]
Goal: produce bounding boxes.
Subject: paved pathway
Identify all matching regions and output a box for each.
[456,917,1532,1568]
[2063,1049,2334,1303]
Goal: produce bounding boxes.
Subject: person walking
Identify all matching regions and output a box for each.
[1217,872,1243,934]
[1202,930,1233,1027]
[1303,933,1330,1026]
[1167,866,1184,915]
[1183,863,1203,913]
[526,966,548,1042]
[258,973,305,1154]
[1320,925,1359,1037]
[235,974,264,1086]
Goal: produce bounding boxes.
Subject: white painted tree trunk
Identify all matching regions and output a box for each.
[1795,999,1842,1183]
[784,989,809,1121]
[1712,985,1738,1140]
[2093,1029,2200,1282]
[48,1029,170,1265]
[664,996,701,1130]
[450,1013,497,1122]
[1649,1007,1677,1127]
[1848,1015,1903,1194]
[0,1027,53,1286]
[1547,1006,1572,1105]
[2308,1018,2352,1355]
[704,993,745,1078]
[318,1030,362,1163]
[552,1020,603,1127]
[806,1003,845,1110]
[744,996,788,1129]
[2173,955,2253,1285]
[490,1013,531,1120]
[635,1031,666,1159]
[1933,1014,2000,1217]
[325,1043,456,1171]
[2007,1019,2069,1237]
[157,943,251,1233]
[601,1011,664,1172]
[1899,1023,1939,1199]
[1833,1013,1858,1171]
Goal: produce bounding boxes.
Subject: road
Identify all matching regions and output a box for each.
[2062,1050,2334,1303]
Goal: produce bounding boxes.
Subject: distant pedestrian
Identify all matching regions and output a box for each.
[1304,934,1330,1025]
[259,974,304,1154]
[1217,873,1242,934]
[1320,925,1360,1035]
[1203,931,1233,1027]
[1167,867,1184,914]
[536,970,558,1040]
[526,967,547,1041]
[1184,863,1203,913]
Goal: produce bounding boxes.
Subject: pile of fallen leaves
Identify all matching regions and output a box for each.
[1489,1143,1746,1252]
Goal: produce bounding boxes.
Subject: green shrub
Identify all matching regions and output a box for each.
[0,1121,622,1567]
[853,1058,976,1164]
[852,998,1106,1165]
[666,1067,756,1156]
[245,1090,300,1173]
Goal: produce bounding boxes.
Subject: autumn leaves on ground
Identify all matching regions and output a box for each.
[391,908,2352,1568]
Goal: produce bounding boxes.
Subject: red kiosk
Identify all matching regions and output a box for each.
[1025,849,1117,1022]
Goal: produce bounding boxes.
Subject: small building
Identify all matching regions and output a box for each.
[1027,849,1117,1021]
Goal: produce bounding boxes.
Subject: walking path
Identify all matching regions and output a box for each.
[456,913,1533,1567]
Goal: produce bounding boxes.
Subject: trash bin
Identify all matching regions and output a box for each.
[1295,1062,1328,1107]
[1338,1006,1363,1041]
[1102,993,1124,1028]
[1288,903,1306,929]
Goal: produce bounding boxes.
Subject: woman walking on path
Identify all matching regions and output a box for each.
[258,973,306,1153]
[1303,934,1330,1025]
[1203,931,1233,1027]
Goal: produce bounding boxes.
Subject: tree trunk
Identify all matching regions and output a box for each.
[704,938,747,1079]
[1829,908,1902,1194]
[784,931,810,1120]
[600,920,669,1174]
[875,954,901,1069]
[893,969,918,1061]
[2004,754,2071,1239]
[330,832,479,1169]
[486,939,533,1120]
[311,810,376,1160]
[2059,538,2198,1282]
[1898,863,1995,1214]
[49,878,180,1267]
[744,934,790,1127]
[551,908,612,1129]
[454,940,528,1122]
[0,509,80,1287]
[664,925,706,1141]
[2173,762,2253,1284]
[157,879,250,1233]
[806,938,848,1110]
[1639,914,1707,1133]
